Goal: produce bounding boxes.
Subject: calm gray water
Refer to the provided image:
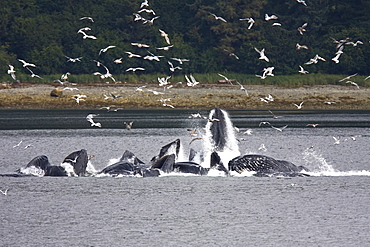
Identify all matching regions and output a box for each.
[1,109,370,246]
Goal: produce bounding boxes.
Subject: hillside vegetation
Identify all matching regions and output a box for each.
[1,0,369,83]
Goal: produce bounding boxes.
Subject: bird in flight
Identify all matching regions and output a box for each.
[124,121,134,130]
[131,42,150,48]
[126,67,145,72]
[86,114,101,128]
[13,140,23,148]
[297,0,307,6]
[265,14,278,21]
[159,29,171,44]
[0,189,9,196]
[7,65,16,80]
[99,45,116,55]
[296,43,308,50]
[18,59,36,67]
[65,56,83,62]
[80,16,94,22]
[26,67,42,79]
[345,81,360,89]
[297,23,308,35]
[338,73,357,82]
[293,101,304,109]
[210,13,227,22]
[72,94,87,104]
[78,30,97,40]
[140,0,149,9]
[271,125,288,132]
[254,48,269,62]
[240,18,255,29]
[298,65,309,74]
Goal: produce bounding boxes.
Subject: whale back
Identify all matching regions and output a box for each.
[229,154,285,174]
[228,154,307,176]
[100,161,139,176]
[45,166,67,176]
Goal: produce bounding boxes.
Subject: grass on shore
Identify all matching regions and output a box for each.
[3,73,370,87]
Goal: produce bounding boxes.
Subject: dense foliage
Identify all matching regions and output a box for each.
[0,0,369,81]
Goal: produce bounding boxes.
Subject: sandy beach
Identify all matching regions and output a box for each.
[0,82,369,110]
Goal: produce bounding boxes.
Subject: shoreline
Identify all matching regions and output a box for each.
[0,82,369,110]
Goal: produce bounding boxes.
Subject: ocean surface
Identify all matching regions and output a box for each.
[1,109,370,246]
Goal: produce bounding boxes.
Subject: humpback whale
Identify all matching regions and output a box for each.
[150,151,228,176]
[99,150,160,177]
[19,155,67,176]
[18,149,89,177]
[207,108,308,176]
[228,155,308,177]
[62,149,89,176]
[14,107,307,178]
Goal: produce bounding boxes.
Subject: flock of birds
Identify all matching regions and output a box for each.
[5,0,369,110]
[3,0,370,133]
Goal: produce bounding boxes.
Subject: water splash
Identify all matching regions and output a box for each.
[302,148,335,173]
[301,148,370,176]
[60,163,77,176]
[19,166,45,177]
[201,108,240,168]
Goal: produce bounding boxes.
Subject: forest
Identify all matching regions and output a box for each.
[0,0,369,82]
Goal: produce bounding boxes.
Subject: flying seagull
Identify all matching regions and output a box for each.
[254,48,269,62]
[265,14,278,21]
[18,59,36,67]
[80,16,94,22]
[65,56,83,62]
[210,13,227,22]
[293,101,304,109]
[159,29,171,44]
[297,23,308,35]
[99,45,116,55]
[338,73,357,82]
[7,65,16,80]
[298,65,309,74]
[86,114,101,128]
[240,18,255,29]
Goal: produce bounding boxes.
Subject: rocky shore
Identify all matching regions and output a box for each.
[0,82,369,110]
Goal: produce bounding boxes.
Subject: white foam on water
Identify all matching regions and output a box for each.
[301,148,370,176]
[86,161,98,175]
[60,162,77,176]
[201,108,240,168]
[19,166,45,177]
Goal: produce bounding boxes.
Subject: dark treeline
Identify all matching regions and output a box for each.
[0,0,369,80]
